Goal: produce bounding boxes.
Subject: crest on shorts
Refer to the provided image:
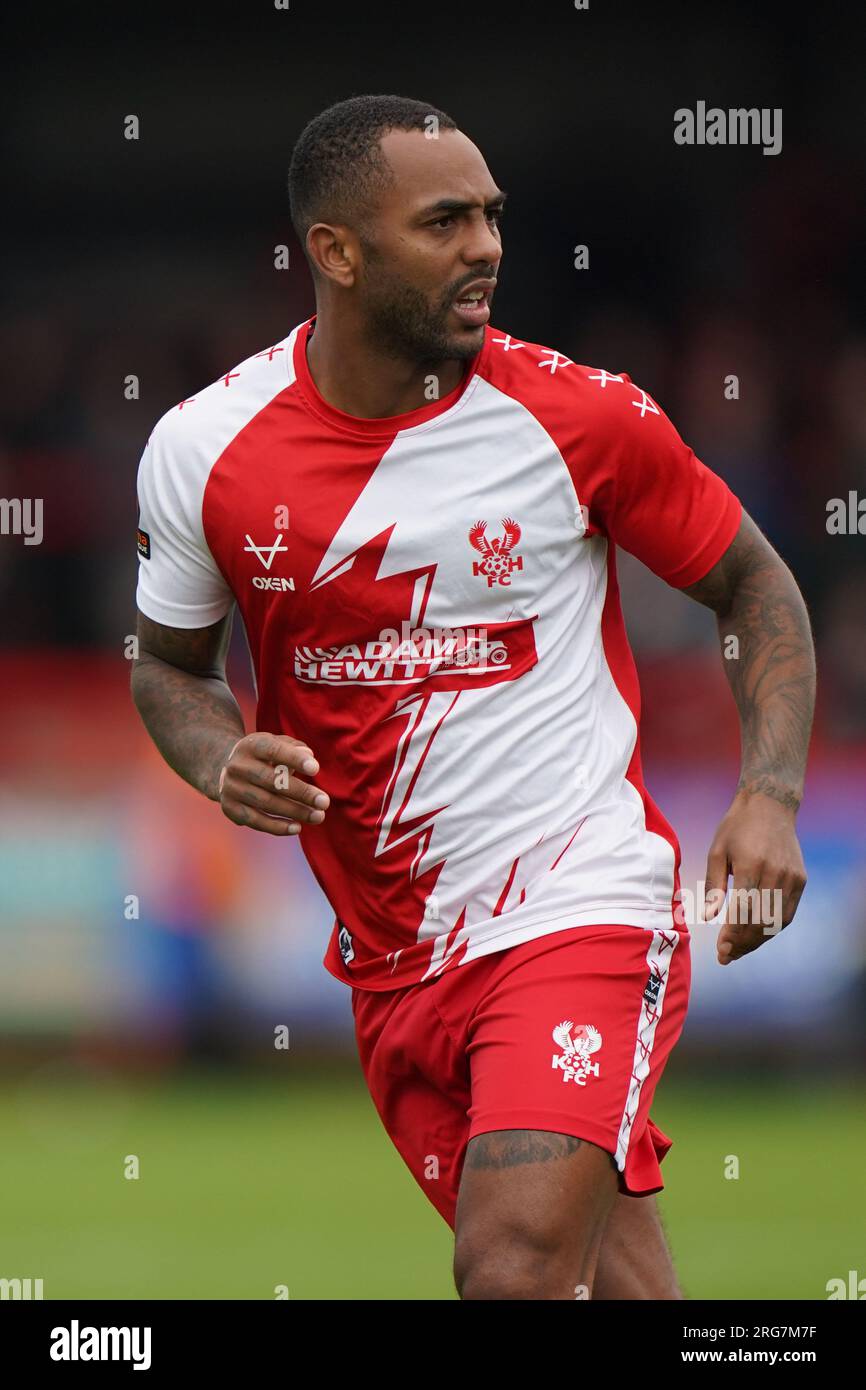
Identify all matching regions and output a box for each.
[551,1021,602,1085]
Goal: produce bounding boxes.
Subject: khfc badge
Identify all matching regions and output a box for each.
[551,1021,603,1085]
[469,517,523,587]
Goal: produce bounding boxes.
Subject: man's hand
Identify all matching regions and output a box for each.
[703,790,807,965]
[218,733,330,837]
[131,613,332,831]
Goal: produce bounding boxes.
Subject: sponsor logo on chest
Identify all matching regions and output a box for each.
[244,532,295,591]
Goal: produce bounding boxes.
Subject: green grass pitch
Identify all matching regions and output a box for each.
[1,1068,862,1300]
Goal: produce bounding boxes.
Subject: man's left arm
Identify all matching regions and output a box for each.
[680,509,816,963]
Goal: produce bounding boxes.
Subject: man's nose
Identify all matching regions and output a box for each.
[464,219,502,269]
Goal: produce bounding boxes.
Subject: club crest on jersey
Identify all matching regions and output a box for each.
[551,1021,602,1085]
[469,516,523,587]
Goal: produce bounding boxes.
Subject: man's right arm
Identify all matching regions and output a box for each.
[131,610,330,834]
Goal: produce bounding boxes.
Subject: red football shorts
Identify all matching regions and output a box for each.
[351,921,691,1230]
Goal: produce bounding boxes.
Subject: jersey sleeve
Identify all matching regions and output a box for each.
[135,417,235,628]
[588,373,743,588]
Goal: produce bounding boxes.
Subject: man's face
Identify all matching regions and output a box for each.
[355,127,505,365]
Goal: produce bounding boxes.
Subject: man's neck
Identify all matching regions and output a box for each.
[305,312,468,419]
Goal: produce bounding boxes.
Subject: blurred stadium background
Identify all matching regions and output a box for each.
[1,3,864,1299]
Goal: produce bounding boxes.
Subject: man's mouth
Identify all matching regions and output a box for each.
[451,280,495,327]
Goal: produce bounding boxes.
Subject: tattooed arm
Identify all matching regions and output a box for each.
[680,510,815,962]
[131,610,330,834]
[131,610,243,800]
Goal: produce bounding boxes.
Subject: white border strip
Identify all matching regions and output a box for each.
[615,928,678,1171]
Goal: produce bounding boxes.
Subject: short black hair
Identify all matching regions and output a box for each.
[288,94,458,269]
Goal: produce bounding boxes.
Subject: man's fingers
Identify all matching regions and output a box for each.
[703,842,729,921]
[221,801,301,836]
[780,873,807,926]
[228,755,329,812]
[730,857,766,921]
[716,859,765,963]
[244,732,320,775]
[226,783,326,825]
[218,736,246,796]
[225,734,330,810]
[758,859,807,930]
[708,803,808,966]
[716,915,759,964]
[218,731,332,835]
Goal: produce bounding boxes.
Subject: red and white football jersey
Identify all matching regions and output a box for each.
[136,316,742,990]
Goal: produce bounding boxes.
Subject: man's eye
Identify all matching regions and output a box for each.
[429,209,504,230]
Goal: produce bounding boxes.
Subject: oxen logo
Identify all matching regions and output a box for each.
[469,517,523,587]
[244,533,288,570]
[551,1021,603,1085]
